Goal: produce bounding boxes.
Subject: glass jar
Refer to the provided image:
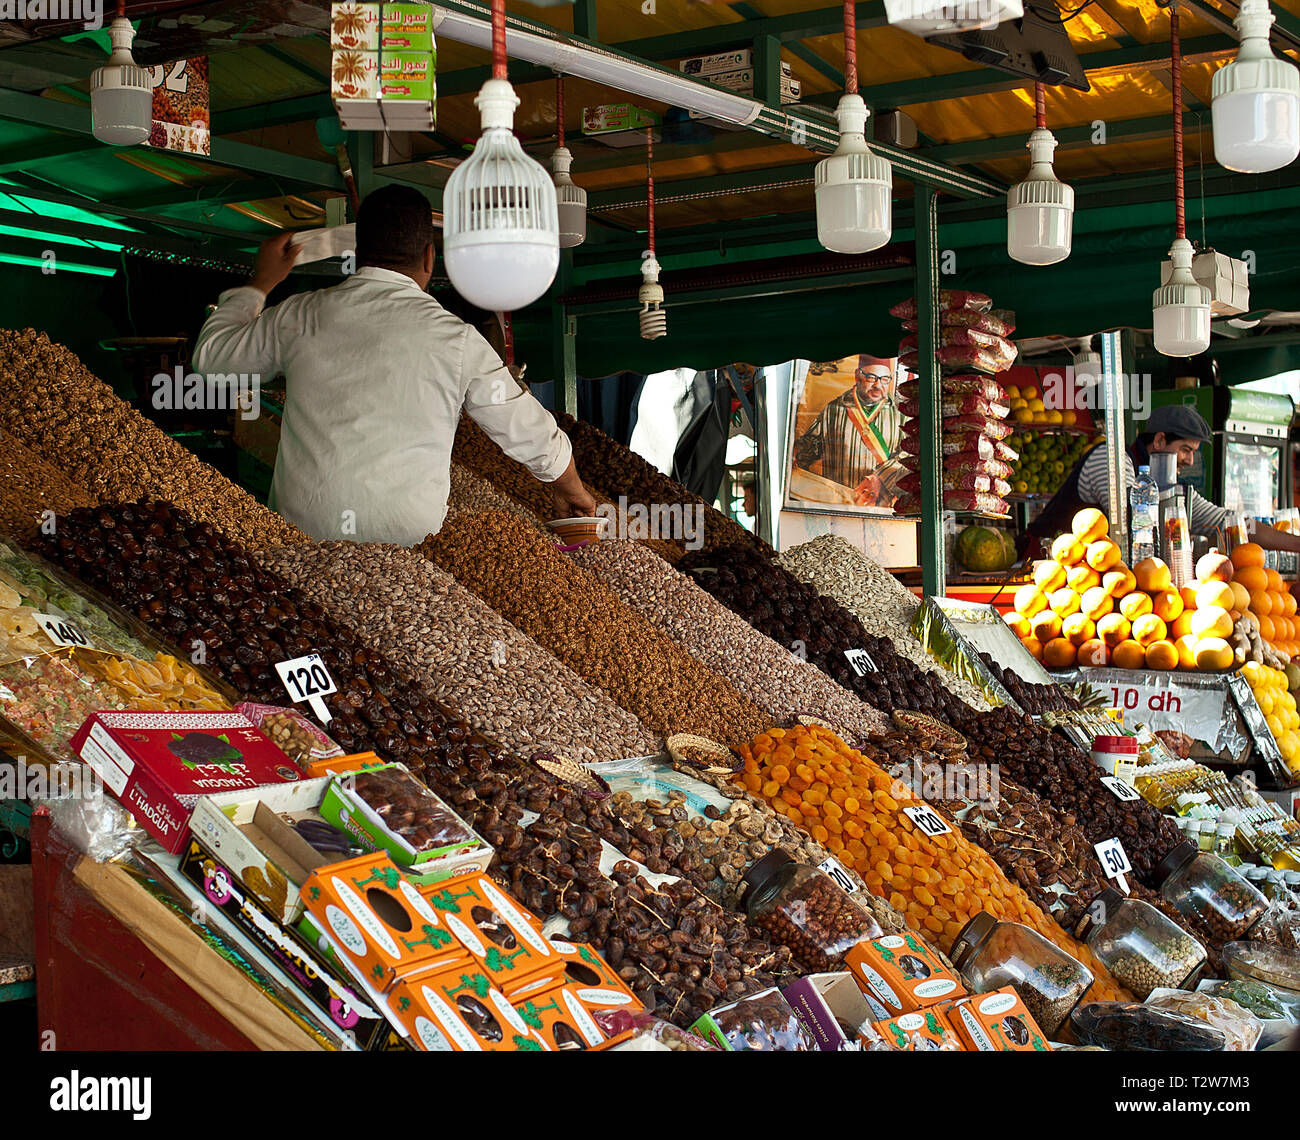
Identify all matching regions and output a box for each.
[740,851,883,972]
[1156,841,1269,946]
[949,913,1093,1037]
[1076,887,1207,1000]
[1215,822,1236,858]
[1197,821,1217,852]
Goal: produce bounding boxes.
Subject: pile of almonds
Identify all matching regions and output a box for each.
[0,426,97,542]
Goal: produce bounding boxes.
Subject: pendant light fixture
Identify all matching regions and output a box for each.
[552,75,587,248]
[443,0,559,312]
[1154,3,1212,358]
[91,2,153,146]
[639,127,666,340]
[1007,82,1074,265]
[1212,0,1300,173]
[815,0,892,254]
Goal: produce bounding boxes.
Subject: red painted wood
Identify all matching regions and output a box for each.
[31,807,259,1051]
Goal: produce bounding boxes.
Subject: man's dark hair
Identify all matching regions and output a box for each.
[1136,430,1198,448]
[356,185,436,270]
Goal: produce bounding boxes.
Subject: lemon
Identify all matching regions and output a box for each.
[1267,713,1285,738]
[1013,408,1034,425]
[1028,398,1045,413]
[1062,410,1078,427]
[1257,689,1276,716]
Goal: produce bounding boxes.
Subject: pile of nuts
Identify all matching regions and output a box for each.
[979,653,1080,713]
[447,461,546,529]
[0,330,306,549]
[1104,933,1206,999]
[1018,960,1093,1037]
[0,427,97,542]
[568,539,888,741]
[254,709,338,767]
[745,865,884,973]
[420,509,773,747]
[778,535,991,711]
[956,706,1183,886]
[679,543,977,724]
[257,541,661,762]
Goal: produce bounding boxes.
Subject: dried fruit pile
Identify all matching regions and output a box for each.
[420,509,773,747]
[0,427,97,542]
[737,723,1132,999]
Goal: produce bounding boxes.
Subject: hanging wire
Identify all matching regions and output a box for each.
[1198,110,1207,250]
[843,0,858,95]
[646,126,655,255]
[491,0,507,80]
[556,74,565,148]
[1034,81,1046,129]
[1171,2,1187,241]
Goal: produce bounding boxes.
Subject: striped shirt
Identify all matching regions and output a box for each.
[1076,445,1230,535]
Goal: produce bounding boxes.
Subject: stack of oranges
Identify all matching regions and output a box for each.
[1227,541,1300,658]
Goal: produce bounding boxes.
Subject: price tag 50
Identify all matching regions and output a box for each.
[1093,837,1133,892]
[903,804,952,837]
[33,613,91,649]
[274,652,337,724]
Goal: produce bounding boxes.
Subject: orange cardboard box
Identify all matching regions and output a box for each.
[845,932,966,1017]
[300,750,389,779]
[869,1007,966,1051]
[501,936,640,1002]
[941,988,1052,1052]
[510,982,619,1051]
[386,963,551,1051]
[300,852,468,992]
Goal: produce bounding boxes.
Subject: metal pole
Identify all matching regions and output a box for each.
[1100,329,1129,558]
[914,184,945,597]
[560,314,578,416]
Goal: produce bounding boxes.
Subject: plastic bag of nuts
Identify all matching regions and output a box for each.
[597,1009,719,1051]
[236,701,343,767]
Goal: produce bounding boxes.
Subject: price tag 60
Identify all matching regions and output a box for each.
[843,648,878,677]
[817,856,856,892]
[903,804,951,837]
[1099,775,1141,802]
[274,653,337,724]
[1093,837,1133,891]
[33,613,91,649]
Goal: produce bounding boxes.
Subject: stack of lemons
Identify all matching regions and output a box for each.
[1006,382,1080,429]
[1243,661,1300,769]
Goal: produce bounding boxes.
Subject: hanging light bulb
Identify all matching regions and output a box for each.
[552,75,587,248]
[815,0,892,253]
[443,0,559,312]
[638,128,666,340]
[1007,83,1074,265]
[1155,7,1211,358]
[1212,0,1300,173]
[91,6,153,146]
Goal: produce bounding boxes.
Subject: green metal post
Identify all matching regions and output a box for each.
[753,34,783,108]
[914,184,945,598]
[551,249,578,417]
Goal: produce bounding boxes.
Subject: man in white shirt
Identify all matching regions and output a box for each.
[194,185,595,544]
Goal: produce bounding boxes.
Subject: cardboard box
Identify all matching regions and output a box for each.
[581,103,661,147]
[845,932,966,1016]
[386,964,550,1051]
[301,750,389,779]
[693,67,800,95]
[783,972,879,1051]
[72,711,304,854]
[509,981,617,1051]
[177,838,394,1050]
[379,52,435,100]
[679,50,794,77]
[331,50,380,99]
[300,852,470,992]
[381,2,435,50]
[331,1,380,49]
[871,1007,966,1051]
[942,988,1052,1052]
[189,777,333,924]
[500,936,642,1019]
[317,762,493,884]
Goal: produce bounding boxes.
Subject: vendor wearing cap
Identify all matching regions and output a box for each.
[1023,403,1300,558]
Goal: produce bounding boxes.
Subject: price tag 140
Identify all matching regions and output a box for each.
[1093,837,1133,893]
[33,613,91,649]
[843,648,878,677]
[903,804,951,837]
[274,652,337,725]
[817,856,857,893]
[1099,775,1142,803]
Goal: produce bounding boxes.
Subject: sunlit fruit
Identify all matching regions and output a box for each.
[1043,638,1079,668]
[1145,640,1178,670]
[1235,565,1268,593]
[1119,591,1154,620]
[1231,542,1265,570]
[1051,534,1086,567]
[1067,564,1101,593]
[1015,584,1048,617]
[1071,507,1109,543]
[1259,615,1277,642]
[1268,568,1286,592]
[1032,610,1063,641]
[1077,639,1109,666]
[1033,560,1068,592]
[1171,611,1195,639]
[1151,590,1184,623]
[1179,584,1199,611]
[1112,639,1147,669]
[1195,637,1234,671]
[1097,613,1132,647]
[1267,713,1286,738]
[1256,687,1276,716]
[1195,581,1235,612]
[1190,605,1233,639]
[1086,539,1122,572]
[1063,613,1097,646]
[1195,552,1235,583]
[1270,590,1290,620]
[1004,611,1032,639]
[1251,589,1275,617]
[1175,634,1200,669]
[1132,613,1168,646]
[1050,587,1082,617]
[1280,616,1297,641]
[1081,585,1115,620]
[1229,582,1252,613]
[1103,566,1137,598]
[1135,557,1173,593]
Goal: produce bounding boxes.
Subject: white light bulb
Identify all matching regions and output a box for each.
[91,17,153,146]
[815,94,892,254]
[444,78,560,311]
[638,252,666,340]
[1212,0,1300,173]
[1007,127,1074,265]
[551,145,587,249]
[1153,238,1212,357]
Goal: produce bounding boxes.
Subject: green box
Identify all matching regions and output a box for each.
[379,52,436,101]
[381,3,435,51]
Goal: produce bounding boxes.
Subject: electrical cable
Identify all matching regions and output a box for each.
[646,126,655,256]
[843,0,858,95]
[556,73,565,148]
[492,0,508,80]
[1034,80,1046,129]
[1172,2,1186,241]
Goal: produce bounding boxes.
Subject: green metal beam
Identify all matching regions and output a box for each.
[213,94,338,136]
[103,177,315,212]
[753,33,784,109]
[914,183,943,597]
[0,184,267,242]
[927,109,1209,164]
[572,0,597,39]
[0,133,98,175]
[259,43,330,86]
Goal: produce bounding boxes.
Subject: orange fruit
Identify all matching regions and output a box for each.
[1050,587,1082,617]
[1195,581,1235,612]
[1119,591,1154,620]
[1014,584,1048,618]
[1043,638,1079,669]
[1004,611,1032,639]
[1033,560,1068,592]
[1284,592,1299,618]
[1051,534,1086,567]
[1179,584,1200,610]
[1086,539,1122,572]
[1175,633,1200,669]
[1032,610,1063,641]
[1251,589,1275,617]
[1231,542,1265,570]
[1134,557,1173,593]
[1145,640,1179,670]
[1096,613,1132,647]
[1022,636,1043,661]
[1235,565,1268,592]
[1190,605,1233,639]
[1195,637,1235,671]
[1080,585,1115,620]
[1071,508,1109,543]
[1132,613,1168,647]
[1170,611,1195,639]
[1268,568,1286,592]
[1062,613,1097,646]
[1067,564,1101,593]
[1270,590,1289,619]
[1280,616,1296,641]
[1103,566,1137,598]
[1259,614,1277,642]
[1077,639,1109,667]
[1111,639,1147,670]
[1229,582,1252,613]
[1195,552,1235,583]
[1152,589,1184,623]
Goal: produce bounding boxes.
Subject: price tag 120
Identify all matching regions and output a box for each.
[33,613,91,649]
[1093,837,1133,891]
[817,856,856,893]
[843,648,878,677]
[274,652,337,724]
[1099,775,1142,802]
[903,804,951,837]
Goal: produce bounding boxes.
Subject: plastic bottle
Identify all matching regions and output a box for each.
[1130,465,1159,564]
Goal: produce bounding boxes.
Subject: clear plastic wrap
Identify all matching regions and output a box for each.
[942,415,1013,440]
[897,376,1008,403]
[1144,990,1263,1051]
[889,289,993,319]
[236,701,344,768]
[900,328,1016,357]
[902,309,1016,337]
[900,343,1017,374]
[900,429,999,460]
[347,764,479,853]
[944,491,1010,516]
[691,987,817,1051]
[1070,1000,1228,1050]
[899,395,1010,421]
[48,789,138,863]
[950,453,1014,481]
[899,472,1011,498]
[596,1009,719,1051]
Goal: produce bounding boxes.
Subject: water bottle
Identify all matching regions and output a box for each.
[1130,465,1159,564]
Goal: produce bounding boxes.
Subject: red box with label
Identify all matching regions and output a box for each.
[71,710,304,854]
